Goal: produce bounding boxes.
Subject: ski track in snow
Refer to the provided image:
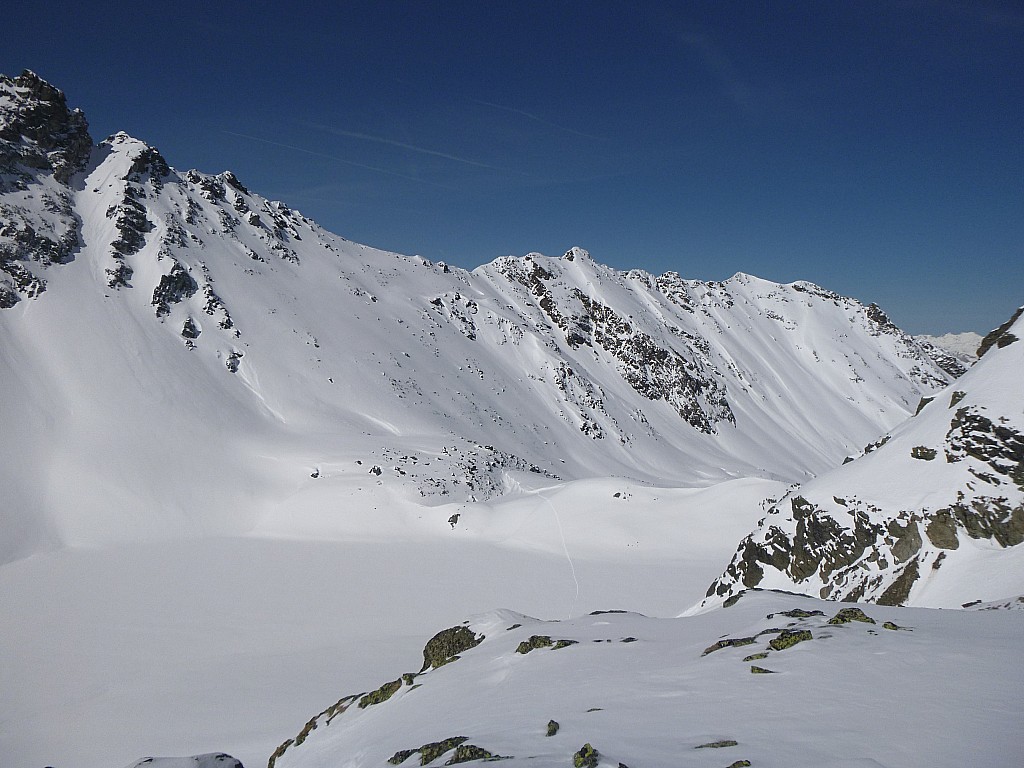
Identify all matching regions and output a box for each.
[532,487,581,618]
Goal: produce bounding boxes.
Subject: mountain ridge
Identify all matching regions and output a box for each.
[0,71,964,567]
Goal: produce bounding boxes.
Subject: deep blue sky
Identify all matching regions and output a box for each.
[4,1,1022,334]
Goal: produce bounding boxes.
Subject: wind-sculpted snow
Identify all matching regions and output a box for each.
[704,307,1024,609]
[269,591,1024,768]
[0,73,962,564]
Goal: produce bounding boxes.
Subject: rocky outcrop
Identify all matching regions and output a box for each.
[0,70,91,184]
[705,306,1024,607]
[977,307,1022,358]
[152,262,198,317]
[0,72,90,304]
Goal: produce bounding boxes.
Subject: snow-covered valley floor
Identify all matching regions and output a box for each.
[1,477,779,768]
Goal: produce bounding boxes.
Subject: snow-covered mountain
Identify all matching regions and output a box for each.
[3,71,1022,768]
[702,307,1024,608]
[1,70,955,565]
[915,331,983,363]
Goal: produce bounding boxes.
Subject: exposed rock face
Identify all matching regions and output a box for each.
[0,70,91,184]
[914,338,969,379]
[420,626,484,671]
[152,262,198,317]
[491,253,735,434]
[0,71,91,303]
[977,307,1022,358]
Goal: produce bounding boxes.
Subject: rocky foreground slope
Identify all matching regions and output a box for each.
[267,590,1023,768]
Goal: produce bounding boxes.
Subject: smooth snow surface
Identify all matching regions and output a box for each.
[123,755,242,768]
[0,477,774,768]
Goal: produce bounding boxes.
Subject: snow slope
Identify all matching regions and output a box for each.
[269,590,1024,768]
[703,307,1024,608]
[1,71,954,566]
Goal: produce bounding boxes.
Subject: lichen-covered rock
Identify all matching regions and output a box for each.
[767,629,812,651]
[417,737,469,765]
[695,739,739,748]
[388,748,418,765]
[827,607,876,625]
[358,678,402,708]
[388,737,469,766]
[702,636,756,656]
[573,743,599,768]
[268,694,358,767]
[750,665,775,674]
[766,608,824,619]
[546,720,560,737]
[516,635,565,654]
[421,626,484,671]
[743,652,769,661]
[446,744,500,764]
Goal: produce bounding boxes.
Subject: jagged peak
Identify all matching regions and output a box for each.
[0,70,92,183]
[218,170,249,195]
[102,131,152,151]
[1,70,71,108]
[562,246,590,261]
